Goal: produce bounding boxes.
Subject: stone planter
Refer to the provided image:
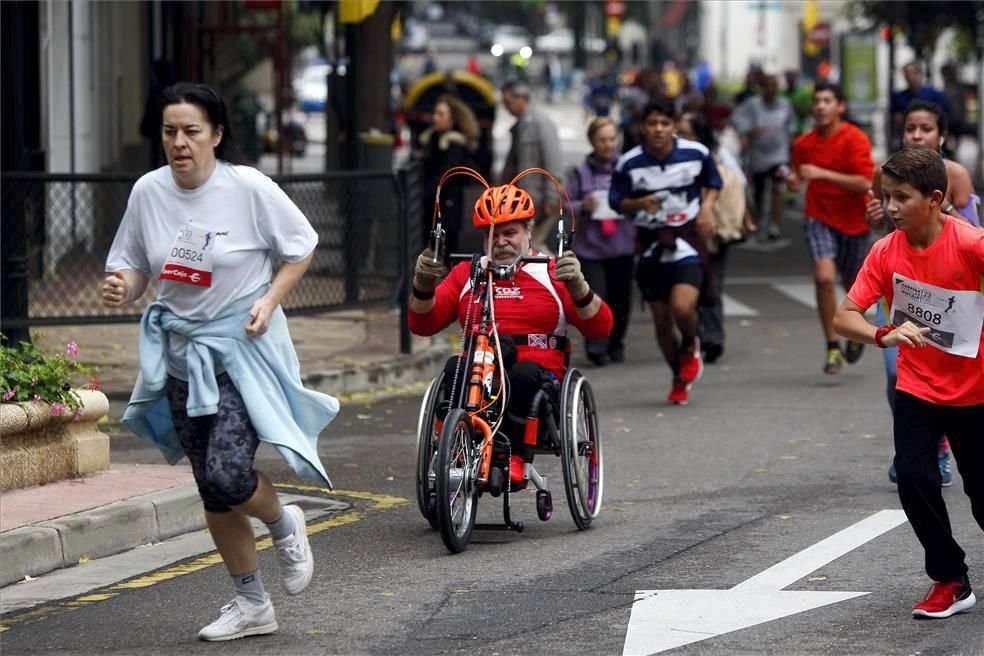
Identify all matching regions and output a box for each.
[0,390,110,491]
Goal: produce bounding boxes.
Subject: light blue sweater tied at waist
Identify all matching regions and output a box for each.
[122,284,339,488]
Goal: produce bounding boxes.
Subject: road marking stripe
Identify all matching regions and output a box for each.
[732,509,908,592]
[771,282,826,310]
[722,294,759,317]
[623,510,910,655]
[0,487,407,633]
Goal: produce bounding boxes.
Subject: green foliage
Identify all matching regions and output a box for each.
[288,6,325,49]
[226,1,326,88]
[847,1,984,56]
[0,335,91,417]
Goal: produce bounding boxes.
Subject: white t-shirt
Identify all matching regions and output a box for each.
[106,162,317,376]
[730,95,795,174]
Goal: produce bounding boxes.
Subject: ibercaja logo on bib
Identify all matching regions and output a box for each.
[159,224,215,287]
[160,265,211,287]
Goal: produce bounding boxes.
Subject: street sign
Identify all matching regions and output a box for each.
[807,22,831,47]
[622,510,908,655]
[605,0,627,19]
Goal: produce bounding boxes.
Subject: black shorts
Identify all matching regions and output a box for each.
[165,372,261,513]
[636,256,703,302]
[752,163,788,209]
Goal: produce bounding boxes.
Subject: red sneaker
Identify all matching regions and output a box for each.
[912,579,976,618]
[679,338,704,384]
[667,378,690,405]
[509,455,526,486]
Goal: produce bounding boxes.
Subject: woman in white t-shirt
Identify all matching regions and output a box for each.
[103,82,335,641]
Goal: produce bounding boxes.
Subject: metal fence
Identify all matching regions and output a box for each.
[0,164,424,333]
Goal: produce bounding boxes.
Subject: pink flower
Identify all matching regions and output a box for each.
[73,410,84,422]
[50,402,66,416]
[66,341,80,359]
[3,389,14,401]
[31,377,38,386]
[32,394,41,403]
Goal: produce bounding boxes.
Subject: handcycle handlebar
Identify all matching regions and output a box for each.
[448,253,551,264]
[448,253,550,280]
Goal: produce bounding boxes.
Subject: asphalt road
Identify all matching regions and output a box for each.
[3,231,983,655]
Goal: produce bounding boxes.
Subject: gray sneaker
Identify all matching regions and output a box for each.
[198,596,277,642]
[274,504,314,595]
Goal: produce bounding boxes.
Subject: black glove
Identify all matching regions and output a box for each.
[554,252,589,299]
[414,248,448,291]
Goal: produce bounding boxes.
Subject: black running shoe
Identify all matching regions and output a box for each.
[845,340,865,364]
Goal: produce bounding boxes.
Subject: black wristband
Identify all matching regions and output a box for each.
[412,285,435,301]
[573,289,595,308]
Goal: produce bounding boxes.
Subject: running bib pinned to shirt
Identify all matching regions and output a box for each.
[890,273,984,358]
[159,225,214,287]
[636,190,692,228]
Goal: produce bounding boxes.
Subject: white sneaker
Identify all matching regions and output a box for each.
[274,504,313,595]
[198,596,277,642]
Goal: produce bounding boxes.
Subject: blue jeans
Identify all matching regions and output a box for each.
[875,300,898,411]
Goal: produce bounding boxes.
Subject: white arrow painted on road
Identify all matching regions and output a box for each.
[622,509,908,655]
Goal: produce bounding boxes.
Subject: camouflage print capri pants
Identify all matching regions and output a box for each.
[165,372,261,513]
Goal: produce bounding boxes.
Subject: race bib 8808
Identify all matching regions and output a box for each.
[889,273,984,358]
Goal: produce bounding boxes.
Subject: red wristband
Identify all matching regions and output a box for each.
[874,325,894,348]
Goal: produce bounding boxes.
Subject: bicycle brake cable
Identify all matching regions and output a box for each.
[447,256,480,416]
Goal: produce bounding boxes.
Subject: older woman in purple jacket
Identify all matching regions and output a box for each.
[567,117,637,365]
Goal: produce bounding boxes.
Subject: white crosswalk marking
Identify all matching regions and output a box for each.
[721,278,875,317]
[722,294,759,317]
[770,282,828,310]
[770,283,875,317]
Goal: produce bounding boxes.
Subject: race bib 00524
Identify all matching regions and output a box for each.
[890,273,984,358]
[159,225,214,288]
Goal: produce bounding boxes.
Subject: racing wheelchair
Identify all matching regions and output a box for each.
[413,167,604,554]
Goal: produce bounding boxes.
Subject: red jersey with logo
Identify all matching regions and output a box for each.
[792,121,874,236]
[409,258,614,379]
[848,216,984,406]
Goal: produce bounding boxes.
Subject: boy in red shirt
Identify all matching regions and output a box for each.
[834,145,984,619]
[789,82,875,374]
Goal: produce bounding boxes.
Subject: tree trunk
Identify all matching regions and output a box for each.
[352,2,394,135]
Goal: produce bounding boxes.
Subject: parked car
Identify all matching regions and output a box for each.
[294,63,331,112]
[535,28,606,54]
[292,60,347,113]
[489,25,531,56]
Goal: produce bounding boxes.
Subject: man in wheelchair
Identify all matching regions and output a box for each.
[408,184,613,488]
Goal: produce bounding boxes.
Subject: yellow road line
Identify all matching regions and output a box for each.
[0,487,407,633]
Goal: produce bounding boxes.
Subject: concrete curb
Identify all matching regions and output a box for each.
[302,338,450,398]
[0,484,204,588]
[103,338,451,405]
[0,340,452,587]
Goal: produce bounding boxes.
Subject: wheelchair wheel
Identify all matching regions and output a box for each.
[415,373,444,530]
[559,368,603,530]
[435,409,480,553]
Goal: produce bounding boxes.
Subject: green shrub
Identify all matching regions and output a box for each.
[0,335,92,419]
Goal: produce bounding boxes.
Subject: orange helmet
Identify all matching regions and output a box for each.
[473,185,535,228]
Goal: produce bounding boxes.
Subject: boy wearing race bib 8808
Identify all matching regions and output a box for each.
[834,145,984,620]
